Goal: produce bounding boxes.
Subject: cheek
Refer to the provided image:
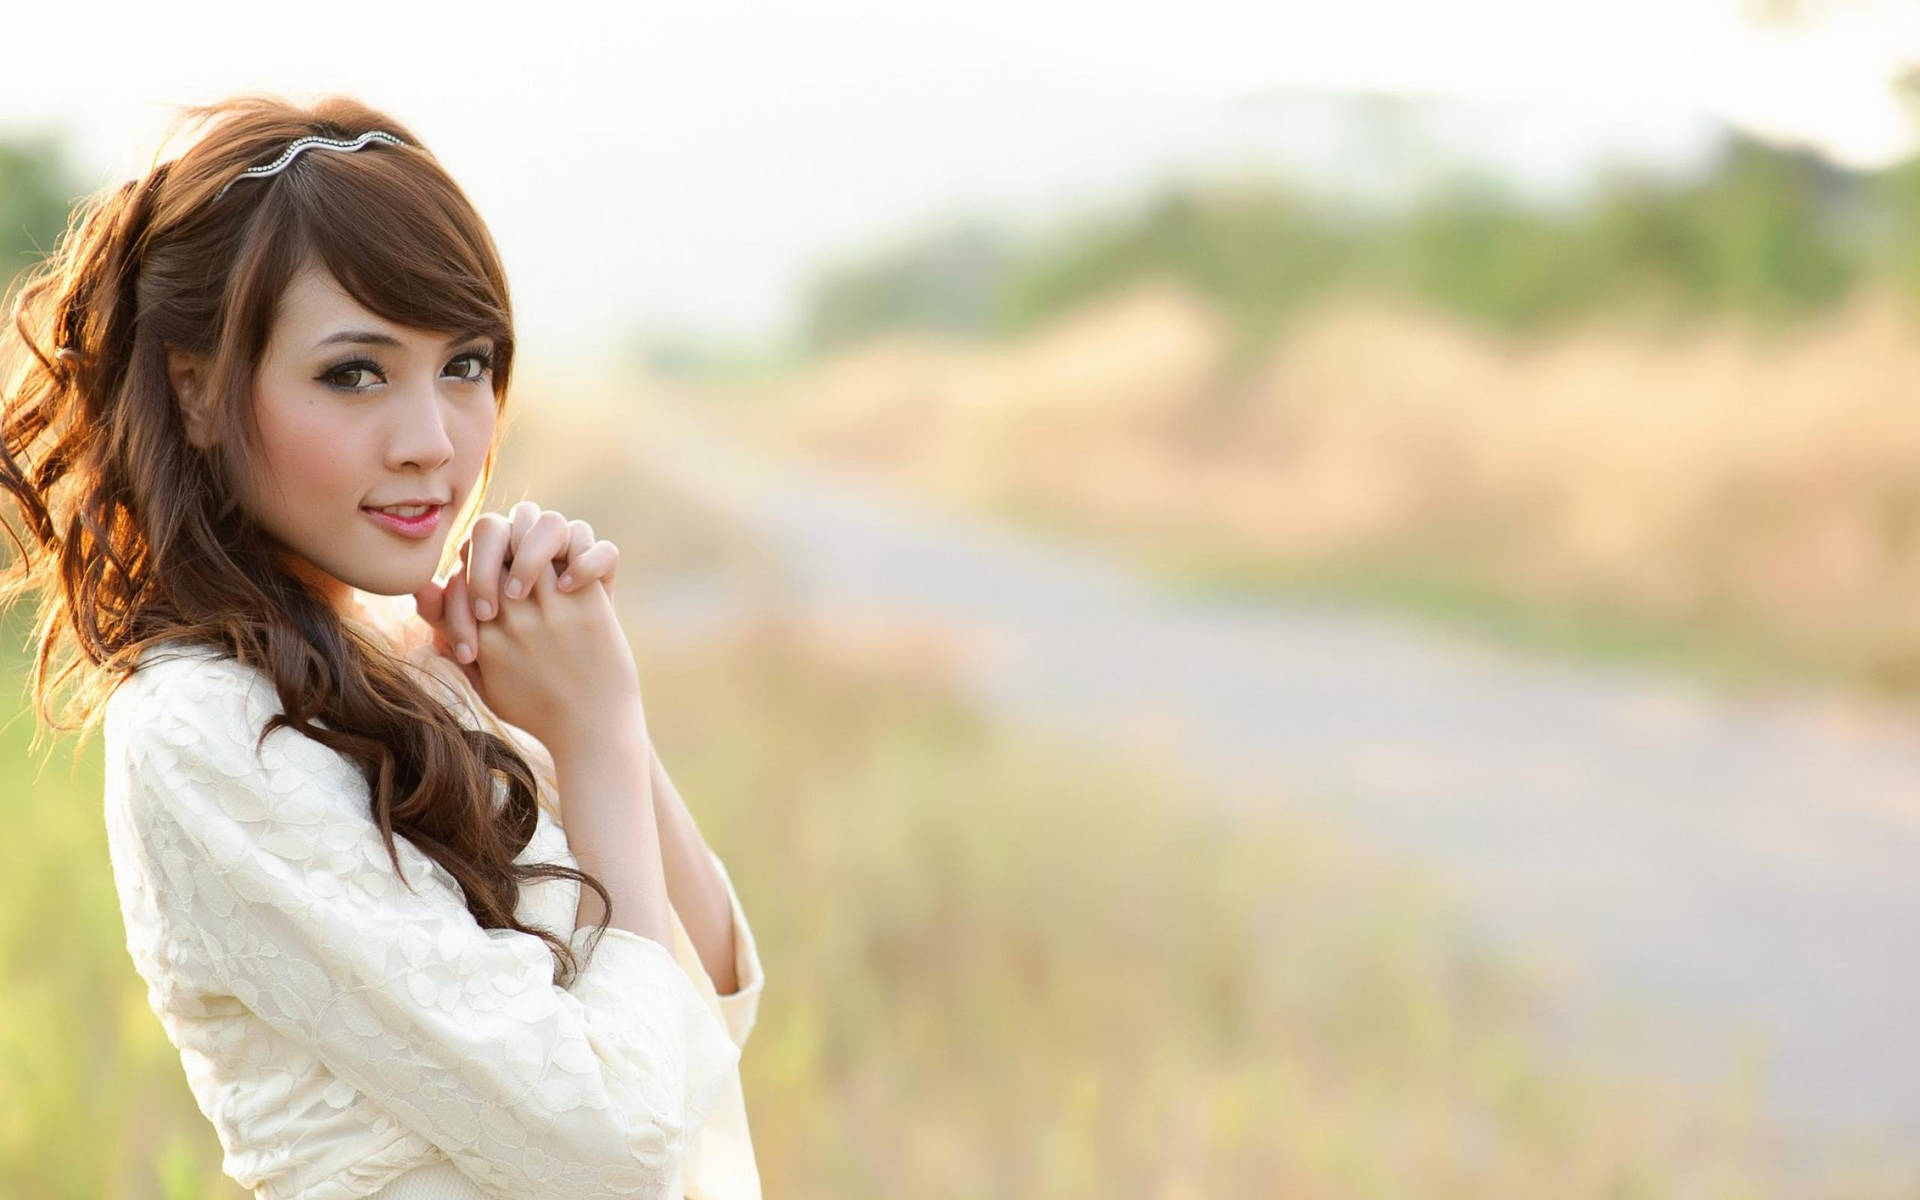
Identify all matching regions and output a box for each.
[459,402,493,448]
[250,392,367,515]
[454,401,498,475]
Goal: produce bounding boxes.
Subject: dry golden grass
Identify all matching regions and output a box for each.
[696,278,1920,705]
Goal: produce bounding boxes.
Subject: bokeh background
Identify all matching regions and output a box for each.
[11,0,1920,1195]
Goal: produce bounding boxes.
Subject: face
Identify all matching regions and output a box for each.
[170,262,498,613]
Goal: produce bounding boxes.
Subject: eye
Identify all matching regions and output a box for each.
[319,358,383,391]
[317,349,494,393]
[448,349,494,383]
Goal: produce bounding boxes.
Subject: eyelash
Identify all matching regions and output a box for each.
[318,349,495,393]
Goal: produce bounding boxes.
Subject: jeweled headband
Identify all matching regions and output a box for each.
[214,130,407,201]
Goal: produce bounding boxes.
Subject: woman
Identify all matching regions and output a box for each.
[0,94,764,1199]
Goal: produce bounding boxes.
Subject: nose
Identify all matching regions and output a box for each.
[386,372,458,472]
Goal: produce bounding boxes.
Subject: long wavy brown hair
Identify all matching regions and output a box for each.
[0,92,612,985]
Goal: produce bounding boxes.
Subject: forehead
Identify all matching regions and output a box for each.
[272,265,376,340]
[271,264,474,356]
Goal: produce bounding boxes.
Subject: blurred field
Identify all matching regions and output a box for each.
[9,18,1920,1196]
[11,381,1920,1197]
[684,275,1920,712]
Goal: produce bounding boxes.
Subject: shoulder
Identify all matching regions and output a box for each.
[104,643,324,785]
[105,645,376,842]
[109,643,275,734]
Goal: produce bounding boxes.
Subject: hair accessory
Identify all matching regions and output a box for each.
[215,130,407,200]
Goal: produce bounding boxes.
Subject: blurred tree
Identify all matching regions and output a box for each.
[0,132,87,301]
[1366,134,1858,335]
[624,323,800,383]
[1379,170,1610,335]
[798,220,1017,354]
[1675,136,1859,322]
[790,95,1887,358]
[995,177,1356,353]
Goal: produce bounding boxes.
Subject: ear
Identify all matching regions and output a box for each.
[164,347,218,449]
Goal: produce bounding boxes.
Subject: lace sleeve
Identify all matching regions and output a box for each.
[107,653,739,1200]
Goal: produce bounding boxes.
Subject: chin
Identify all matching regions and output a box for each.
[343,558,442,599]
[366,572,438,598]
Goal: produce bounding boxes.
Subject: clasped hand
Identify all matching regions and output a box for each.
[409,501,642,755]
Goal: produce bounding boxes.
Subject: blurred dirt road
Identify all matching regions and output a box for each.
[621,397,1920,1169]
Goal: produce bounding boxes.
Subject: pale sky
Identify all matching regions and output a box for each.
[5,0,1918,376]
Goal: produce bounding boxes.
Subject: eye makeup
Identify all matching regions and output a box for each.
[316,346,494,393]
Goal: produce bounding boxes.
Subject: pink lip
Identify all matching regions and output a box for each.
[361,503,443,539]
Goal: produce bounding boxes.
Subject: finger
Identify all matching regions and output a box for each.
[503,510,571,603]
[507,500,541,558]
[555,520,596,590]
[420,558,464,654]
[412,575,446,627]
[558,539,618,592]
[464,512,513,621]
[443,563,480,664]
[425,573,460,661]
[429,564,484,687]
[529,556,563,608]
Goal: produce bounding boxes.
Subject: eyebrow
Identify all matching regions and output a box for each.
[310,328,491,352]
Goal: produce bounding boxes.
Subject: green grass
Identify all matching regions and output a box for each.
[0,613,252,1199]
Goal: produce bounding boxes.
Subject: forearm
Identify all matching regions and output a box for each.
[650,746,741,995]
[550,713,740,993]
[554,725,673,947]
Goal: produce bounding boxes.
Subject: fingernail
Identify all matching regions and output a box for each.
[456,641,473,662]
[558,573,574,590]
[474,599,493,620]
[506,579,524,599]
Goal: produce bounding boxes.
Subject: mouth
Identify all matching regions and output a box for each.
[360,503,444,539]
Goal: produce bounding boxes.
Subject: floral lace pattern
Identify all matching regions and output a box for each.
[103,628,763,1200]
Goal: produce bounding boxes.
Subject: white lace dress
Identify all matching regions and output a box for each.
[101,594,765,1199]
